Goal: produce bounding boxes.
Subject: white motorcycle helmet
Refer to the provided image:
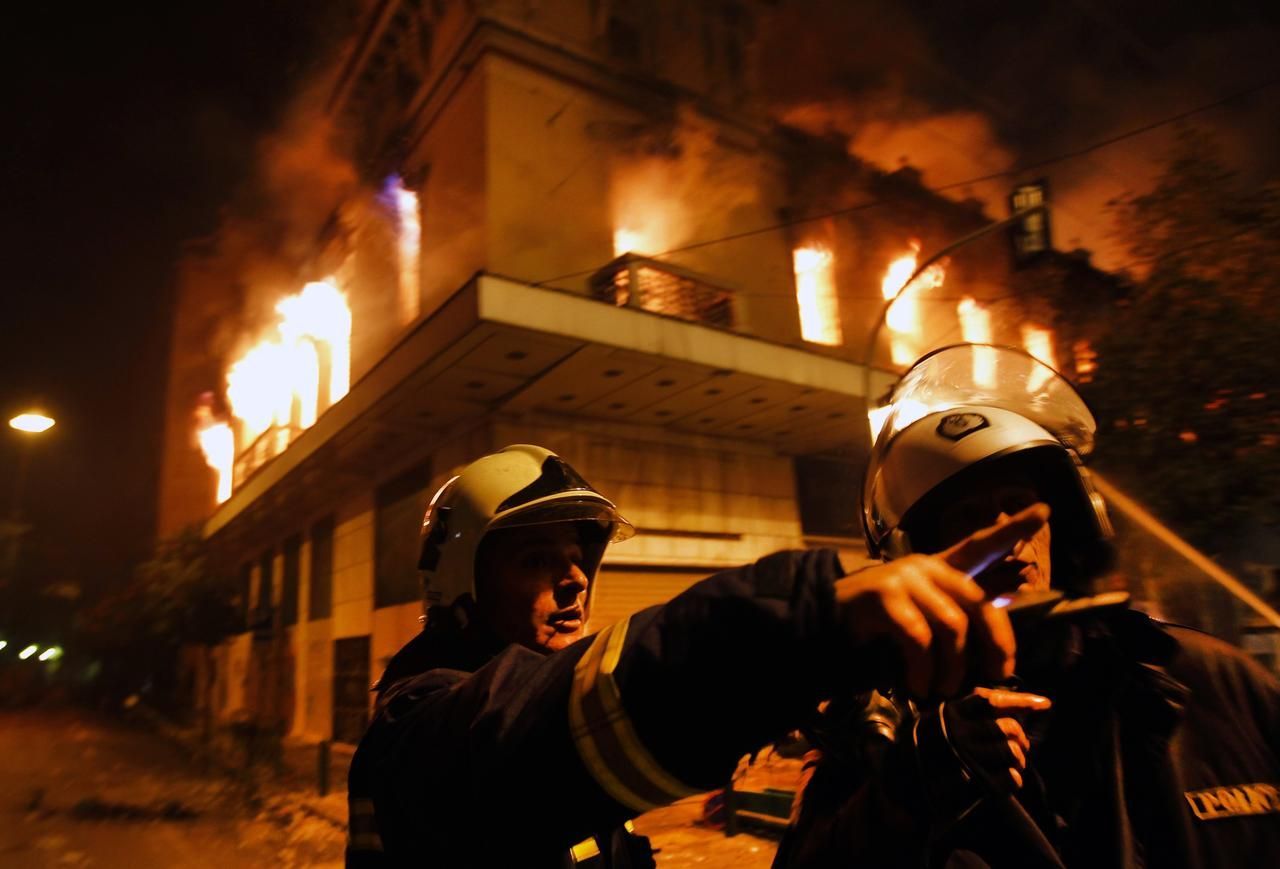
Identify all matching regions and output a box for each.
[863,345,1113,590]
[418,444,634,615]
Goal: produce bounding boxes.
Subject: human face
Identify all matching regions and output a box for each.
[936,480,1052,592]
[478,524,594,653]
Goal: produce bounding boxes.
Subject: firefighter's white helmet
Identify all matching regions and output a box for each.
[863,345,1112,588]
[419,444,634,611]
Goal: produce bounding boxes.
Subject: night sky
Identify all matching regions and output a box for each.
[1,1,1277,615]
[1,2,351,605]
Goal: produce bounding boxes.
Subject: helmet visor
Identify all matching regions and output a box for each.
[487,496,636,543]
[873,344,1096,456]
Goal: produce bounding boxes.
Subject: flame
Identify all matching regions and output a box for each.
[198,421,235,504]
[226,342,295,443]
[195,402,234,504]
[219,279,352,494]
[385,176,421,325]
[881,241,945,366]
[1021,324,1057,392]
[956,297,996,387]
[276,280,351,405]
[613,228,645,257]
[793,246,843,345]
[1073,339,1097,383]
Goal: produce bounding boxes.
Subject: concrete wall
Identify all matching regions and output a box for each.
[410,68,488,315]
[332,493,375,641]
[482,53,802,347]
[492,413,804,565]
[481,0,764,107]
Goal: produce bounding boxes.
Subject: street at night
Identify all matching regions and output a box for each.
[0,708,344,868]
[0,706,788,868]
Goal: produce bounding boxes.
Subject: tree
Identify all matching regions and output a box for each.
[1083,128,1280,567]
[78,527,242,712]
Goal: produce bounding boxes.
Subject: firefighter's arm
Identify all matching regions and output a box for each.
[567,512,1033,818]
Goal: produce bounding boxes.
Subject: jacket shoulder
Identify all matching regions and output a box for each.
[1158,621,1280,733]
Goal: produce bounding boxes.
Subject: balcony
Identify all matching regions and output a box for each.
[234,423,303,491]
[590,254,735,329]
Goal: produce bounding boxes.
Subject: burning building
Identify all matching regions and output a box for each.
[157,0,1085,755]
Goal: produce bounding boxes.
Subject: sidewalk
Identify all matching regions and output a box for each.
[151,711,798,867]
[281,747,801,868]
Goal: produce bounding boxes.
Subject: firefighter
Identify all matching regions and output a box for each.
[346,443,1037,867]
[775,345,1280,868]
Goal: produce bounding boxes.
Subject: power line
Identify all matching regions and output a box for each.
[531,73,1280,288]
[930,74,1280,193]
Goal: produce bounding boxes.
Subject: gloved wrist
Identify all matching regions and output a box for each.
[907,704,983,823]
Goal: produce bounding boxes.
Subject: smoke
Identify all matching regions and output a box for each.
[609,106,762,256]
[182,78,360,367]
[778,96,1016,200]
[759,0,1280,269]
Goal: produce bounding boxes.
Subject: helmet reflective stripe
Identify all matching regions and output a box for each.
[419,445,633,610]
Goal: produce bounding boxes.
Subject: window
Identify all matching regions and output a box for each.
[793,455,862,538]
[238,562,253,631]
[309,516,334,620]
[281,534,301,627]
[255,549,274,627]
[375,463,432,608]
[333,636,371,744]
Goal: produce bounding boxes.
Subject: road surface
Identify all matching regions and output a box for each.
[0,707,343,868]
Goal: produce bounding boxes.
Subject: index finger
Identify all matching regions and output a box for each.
[940,503,1051,581]
[974,687,1052,711]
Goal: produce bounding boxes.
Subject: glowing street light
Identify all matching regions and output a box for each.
[38,646,62,662]
[9,413,55,434]
[18,644,38,660]
[0,640,7,651]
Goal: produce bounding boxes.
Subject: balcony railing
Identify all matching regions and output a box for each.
[233,423,303,492]
[590,254,735,329]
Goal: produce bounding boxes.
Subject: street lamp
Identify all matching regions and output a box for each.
[9,413,55,434]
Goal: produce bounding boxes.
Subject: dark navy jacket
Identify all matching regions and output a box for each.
[774,610,1280,869]
[347,549,854,867]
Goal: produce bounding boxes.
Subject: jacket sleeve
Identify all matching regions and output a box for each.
[360,548,862,859]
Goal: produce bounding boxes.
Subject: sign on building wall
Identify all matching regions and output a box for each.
[1010,180,1052,267]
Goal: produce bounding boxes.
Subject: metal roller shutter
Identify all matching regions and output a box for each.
[587,567,714,633]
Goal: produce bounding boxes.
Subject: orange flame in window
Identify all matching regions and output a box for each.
[1021,324,1057,391]
[793,246,843,345]
[956,297,996,386]
[387,178,421,325]
[214,279,352,497]
[881,241,945,366]
[613,228,646,257]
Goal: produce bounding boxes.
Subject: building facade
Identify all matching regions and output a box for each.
[158,0,1068,749]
